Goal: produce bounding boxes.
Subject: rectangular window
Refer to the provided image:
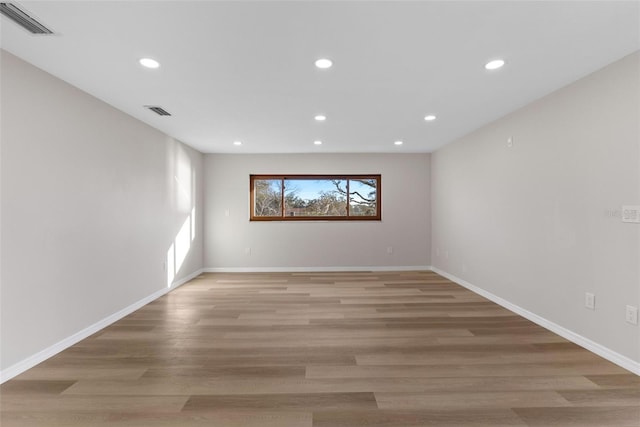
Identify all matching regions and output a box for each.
[250,175,381,221]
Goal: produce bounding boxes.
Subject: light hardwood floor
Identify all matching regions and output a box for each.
[1,271,638,426]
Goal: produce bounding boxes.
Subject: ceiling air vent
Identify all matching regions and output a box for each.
[144,106,172,116]
[0,3,54,35]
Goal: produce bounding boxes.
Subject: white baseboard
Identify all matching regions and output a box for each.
[431,267,640,376]
[204,265,432,273]
[0,268,204,384]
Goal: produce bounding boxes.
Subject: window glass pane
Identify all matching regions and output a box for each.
[284,179,347,216]
[349,179,377,216]
[253,179,282,217]
[250,175,380,221]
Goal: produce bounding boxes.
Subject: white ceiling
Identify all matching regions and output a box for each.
[2,1,639,154]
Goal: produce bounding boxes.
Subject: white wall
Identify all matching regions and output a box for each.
[204,153,430,270]
[0,51,204,375]
[432,52,640,366]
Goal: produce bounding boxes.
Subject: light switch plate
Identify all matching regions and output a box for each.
[622,206,640,223]
[585,293,595,310]
[626,305,638,325]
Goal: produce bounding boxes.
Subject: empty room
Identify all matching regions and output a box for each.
[1,1,639,426]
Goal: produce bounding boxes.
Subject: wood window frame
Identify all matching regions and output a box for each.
[250,174,381,221]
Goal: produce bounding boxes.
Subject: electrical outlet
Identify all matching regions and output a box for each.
[387,246,393,254]
[244,247,251,255]
[585,292,595,310]
[625,305,638,325]
[507,136,514,148]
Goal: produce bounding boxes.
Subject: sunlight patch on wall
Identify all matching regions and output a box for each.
[191,207,196,242]
[166,243,175,288]
[166,211,196,288]
[175,215,191,277]
[165,140,198,288]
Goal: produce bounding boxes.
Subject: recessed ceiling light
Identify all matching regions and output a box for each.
[394,141,403,146]
[314,115,326,121]
[314,140,323,145]
[233,141,242,146]
[315,58,333,69]
[139,58,160,69]
[424,115,437,121]
[485,59,505,70]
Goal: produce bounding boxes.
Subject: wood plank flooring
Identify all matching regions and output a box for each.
[2,271,638,426]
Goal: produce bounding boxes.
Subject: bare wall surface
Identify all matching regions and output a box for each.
[204,153,430,270]
[0,51,204,372]
[431,52,640,363]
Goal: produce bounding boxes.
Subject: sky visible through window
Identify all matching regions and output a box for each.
[285,179,342,201]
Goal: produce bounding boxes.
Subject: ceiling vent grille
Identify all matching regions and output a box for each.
[144,106,172,116]
[0,3,54,34]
